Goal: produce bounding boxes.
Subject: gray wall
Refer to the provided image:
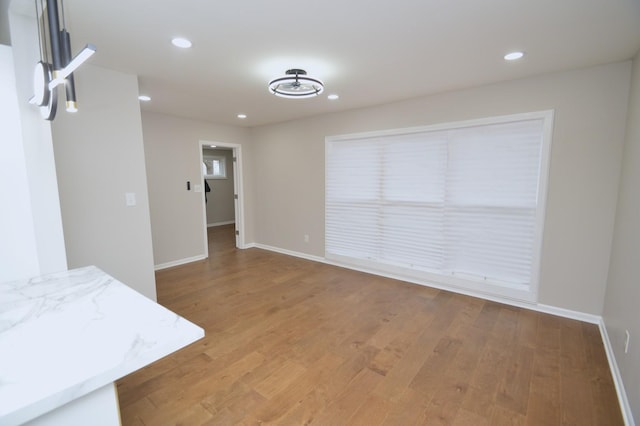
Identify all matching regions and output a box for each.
[203,148,235,226]
[51,64,156,300]
[0,0,11,46]
[141,111,251,267]
[249,61,631,316]
[603,50,640,424]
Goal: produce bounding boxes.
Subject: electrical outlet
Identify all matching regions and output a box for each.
[304,234,309,243]
[624,330,630,354]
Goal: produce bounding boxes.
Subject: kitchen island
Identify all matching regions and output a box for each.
[0,266,204,425]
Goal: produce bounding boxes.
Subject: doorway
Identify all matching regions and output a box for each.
[198,140,246,258]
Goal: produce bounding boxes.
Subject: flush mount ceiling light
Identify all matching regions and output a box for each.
[138,95,151,102]
[268,69,324,99]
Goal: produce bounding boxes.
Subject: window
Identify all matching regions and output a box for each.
[203,155,227,179]
[325,111,553,302]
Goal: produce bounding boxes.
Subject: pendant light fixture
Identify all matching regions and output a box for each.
[29,0,96,120]
[268,69,324,99]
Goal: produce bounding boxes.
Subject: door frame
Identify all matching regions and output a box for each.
[199,140,246,257]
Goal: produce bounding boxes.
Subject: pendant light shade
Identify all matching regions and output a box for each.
[268,69,324,99]
[29,0,95,120]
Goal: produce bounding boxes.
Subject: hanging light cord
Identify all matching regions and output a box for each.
[34,0,44,62]
[60,0,66,30]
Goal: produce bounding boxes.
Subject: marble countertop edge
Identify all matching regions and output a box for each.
[2,328,204,426]
[0,266,205,426]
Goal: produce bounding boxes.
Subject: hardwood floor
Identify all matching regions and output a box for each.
[117,224,623,425]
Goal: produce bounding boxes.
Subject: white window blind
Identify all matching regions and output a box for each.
[325,112,552,301]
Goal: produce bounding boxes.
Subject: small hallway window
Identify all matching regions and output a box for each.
[204,155,227,179]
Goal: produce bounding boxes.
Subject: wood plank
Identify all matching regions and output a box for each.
[409,335,463,398]
[308,367,383,425]
[581,322,625,424]
[346,393,393,426]
[380,388,430,426]
[489,404,527,425]
[419,373,469,425]
[253,360,307,399]
[275,345,380,424]
[452,408,490,426]
[495,344,534,415]
[241,352,345,424]
[373,292,456,402]
[526,313,561,426]
[560,319,596,425]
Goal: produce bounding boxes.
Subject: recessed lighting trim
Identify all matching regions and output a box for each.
[504,51,524,61]
[138,95,151,102]
[172,37,192,48]
[327,94,339,100]
[237,113,247,119]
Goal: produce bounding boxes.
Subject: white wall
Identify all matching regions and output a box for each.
[603,51,640,424]
[0,8,67,282]
[141,111,251,267]
[250,61,631,316]
[0,45,40,281]
[51,64,156,301]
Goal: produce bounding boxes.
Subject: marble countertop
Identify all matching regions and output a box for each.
[0,266,204,426]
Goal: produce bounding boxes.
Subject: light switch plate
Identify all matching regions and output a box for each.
[125,192,136,206]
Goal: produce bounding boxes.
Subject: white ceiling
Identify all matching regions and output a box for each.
[35,0,640,126]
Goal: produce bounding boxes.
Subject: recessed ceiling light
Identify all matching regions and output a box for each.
[237,113,247,119]
[504,51,524,61]
[138,95,151,102]
[171,37,192,48]
[210,145,216,148]
[327,94,339,100]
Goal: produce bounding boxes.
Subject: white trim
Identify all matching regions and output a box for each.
[534,304,601,324]
[199,141,247,249]
[197,145,209,260]
[207,220,235,228]
[529,110,555,302]
[253,243,326,264]
[154,255,206,271]
[599,320,635,426]
[327,110,556,142]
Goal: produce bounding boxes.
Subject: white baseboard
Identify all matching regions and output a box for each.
[154,254,206,271]
[534,303,601,324]
[207,221,235,228]
[252,243,325,263]
[599,320,635,426]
